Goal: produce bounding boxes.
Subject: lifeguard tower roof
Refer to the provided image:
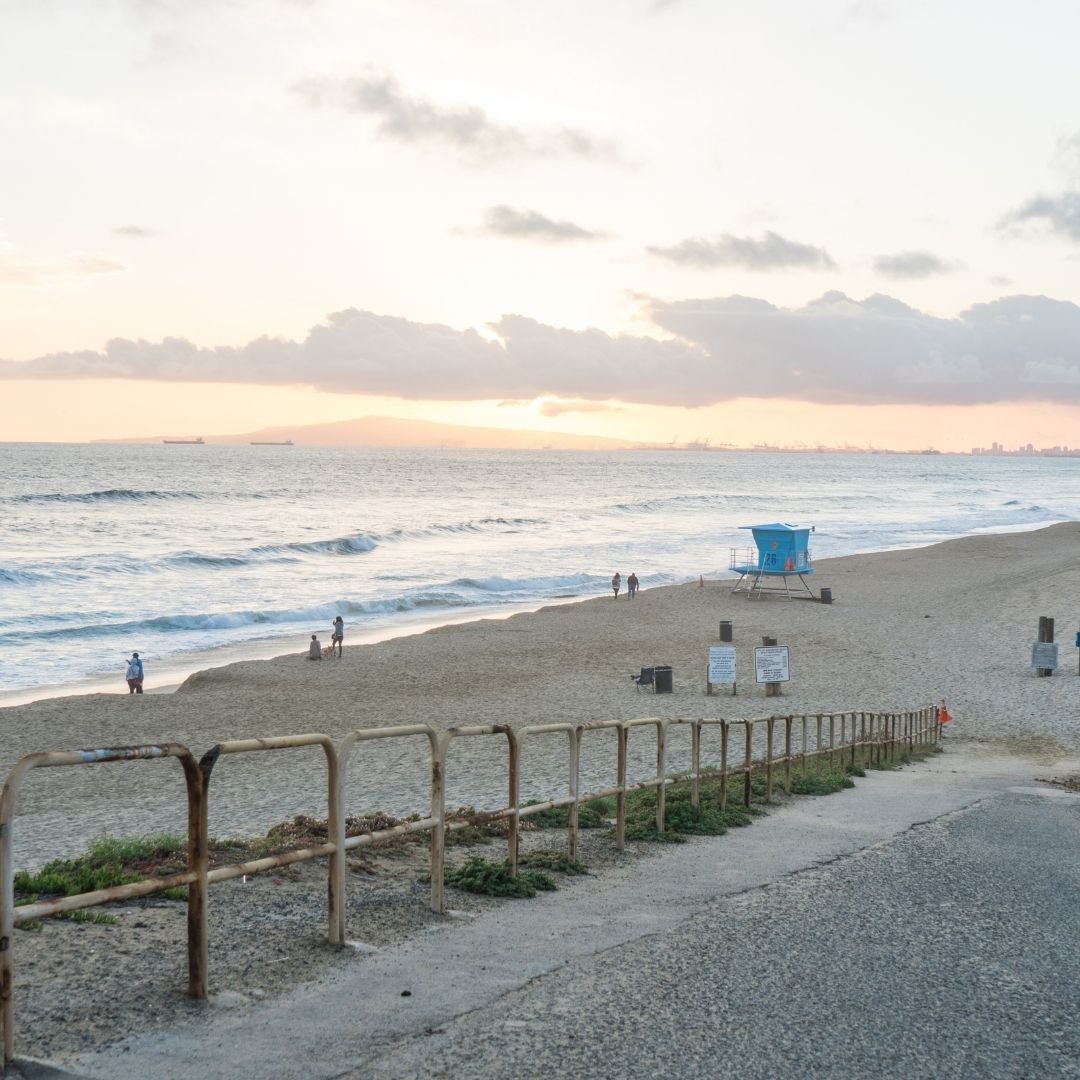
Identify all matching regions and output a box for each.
[740,522,805,533]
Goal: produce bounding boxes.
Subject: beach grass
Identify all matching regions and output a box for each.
[445,855,557,898]
[13,743,941,919]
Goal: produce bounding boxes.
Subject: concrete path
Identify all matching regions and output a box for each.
[45,744,1080,1079]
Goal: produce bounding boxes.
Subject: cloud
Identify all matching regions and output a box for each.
[0,252,128,287]
[645,291,1080,405]
[846,1,890,22]
[6,293,1080,408]
[649,231,836,270]
[1052,131,1080,183]
[538,399,621,417]
[292,71,622,164]
[999,192,1080,242]
[113,224,156,238]
[478,205,605,243]
[872,250,955,279]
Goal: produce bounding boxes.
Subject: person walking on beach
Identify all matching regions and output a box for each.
[611,572,621,599]
[308,634,323,660]
[332,614,344,658]
[125,652,144,694]
[627,572,639,599]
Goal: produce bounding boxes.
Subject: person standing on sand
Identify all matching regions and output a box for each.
[332,614,344,658]
[627,572,639,599]
[308,634,322,660]
[611,572,621,599]
[125,652,144,694]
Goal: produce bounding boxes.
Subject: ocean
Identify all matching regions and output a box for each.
[2,442,1077,705]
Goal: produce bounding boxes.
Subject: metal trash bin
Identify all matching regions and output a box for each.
[820,587,833,605]
[654,664,673,693]
[719,620,733,642]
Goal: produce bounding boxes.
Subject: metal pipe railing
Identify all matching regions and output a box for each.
[0,705,942,1067]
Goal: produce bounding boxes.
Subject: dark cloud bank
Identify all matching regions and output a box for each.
[5,292,1080,407]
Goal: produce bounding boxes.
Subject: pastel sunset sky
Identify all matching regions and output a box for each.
[3,0,1080,450]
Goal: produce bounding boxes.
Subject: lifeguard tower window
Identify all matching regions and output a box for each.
[730,522,817,600]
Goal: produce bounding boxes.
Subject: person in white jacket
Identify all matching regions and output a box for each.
[125,652,144,694]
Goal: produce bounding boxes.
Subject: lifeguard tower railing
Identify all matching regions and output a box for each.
[730,522,816,600]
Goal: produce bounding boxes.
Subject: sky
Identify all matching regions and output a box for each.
[3,0,1080,451]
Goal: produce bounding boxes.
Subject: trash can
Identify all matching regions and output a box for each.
[820,588,833,605]
[719,620,733,642]
[654,664,673,693]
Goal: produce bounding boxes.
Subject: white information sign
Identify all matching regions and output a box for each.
[708,646,737,684]
[754,645,790,684]
[1031,642,1059,670]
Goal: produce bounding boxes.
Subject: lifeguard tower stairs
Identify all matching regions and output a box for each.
[730,522,816,600]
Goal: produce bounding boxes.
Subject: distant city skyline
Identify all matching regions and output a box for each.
[4,1,1080,451]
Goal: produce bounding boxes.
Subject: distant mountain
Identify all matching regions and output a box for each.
[99,415,639,450]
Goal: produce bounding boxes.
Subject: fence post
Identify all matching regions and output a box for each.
[430,734,447,915]
[719,721,729,810]
[801,714,808,776]
[326,747,345,946]
[568,728,581,862]
[743,722,753,809]
[784,715,793,795]
[507,732,520,876]
[188,749,215,1000]
[765,716,775,802]
[615,724,628,850]
[691,721,701,808]
[655,721,667,836]
[1,774,18,1066]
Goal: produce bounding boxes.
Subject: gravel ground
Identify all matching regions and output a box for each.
[6,822,634,1063]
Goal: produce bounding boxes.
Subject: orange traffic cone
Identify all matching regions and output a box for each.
[939,700,952,725]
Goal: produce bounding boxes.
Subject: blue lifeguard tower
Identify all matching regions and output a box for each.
[730,523,816,599]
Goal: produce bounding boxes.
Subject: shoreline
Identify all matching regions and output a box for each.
[3,517,1071,711]
[0,595,588,710]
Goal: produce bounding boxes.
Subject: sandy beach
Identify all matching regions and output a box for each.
[4,523,1080,870]
[4,523,1080,1067]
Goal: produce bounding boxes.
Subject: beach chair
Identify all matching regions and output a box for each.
[631,666,655,692]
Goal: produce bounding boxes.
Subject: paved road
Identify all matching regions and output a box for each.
[365,782,1080,1080]
[41,747,1080,1080]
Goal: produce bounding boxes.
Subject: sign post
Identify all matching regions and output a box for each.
[707,646,737,696]
[755,640,790,697]
[1030,640,1058,675]
[1035,616,1055,677]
